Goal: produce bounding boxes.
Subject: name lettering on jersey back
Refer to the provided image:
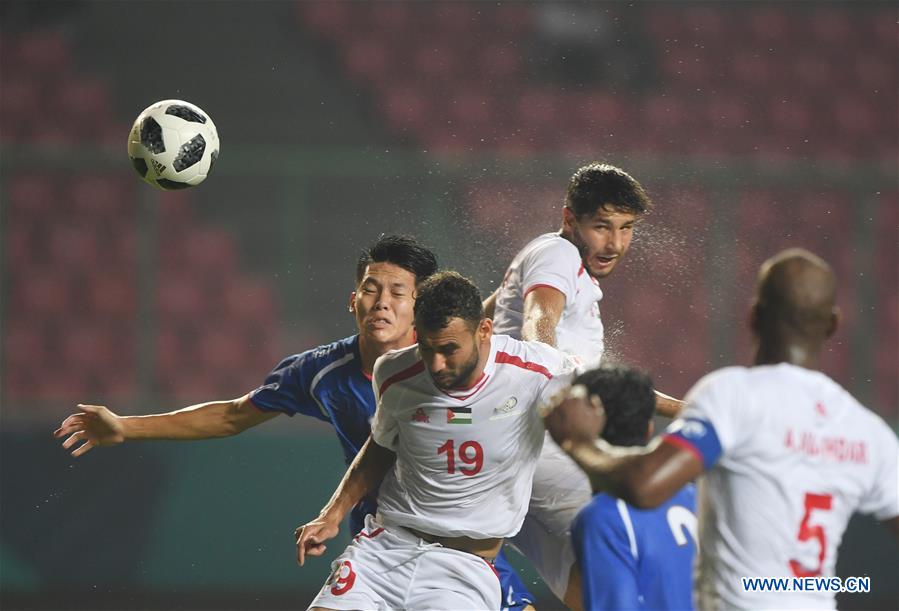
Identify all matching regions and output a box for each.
[784,429,868,464]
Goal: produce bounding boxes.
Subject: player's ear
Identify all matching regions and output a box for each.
[826,306,840,338]
[477,317,493,341]
[749,300,760,335]
[348,291,357,313]
[562,205,576,231]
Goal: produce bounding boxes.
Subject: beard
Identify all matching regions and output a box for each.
[432,346,481,390]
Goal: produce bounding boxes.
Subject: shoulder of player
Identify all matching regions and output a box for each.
[521,232,581,266]
[492,335,563,377]
[372,344,424,390]
[281,335,360,374]
[572,494,639,545]
[685,365,751,401]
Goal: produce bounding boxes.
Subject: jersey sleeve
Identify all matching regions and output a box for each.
[524,343,580,408]
[858,418,899,520]
[248,354,328,421]
[571,497,641,610]
[370,354,400,450]
[519,238,580,303]
[663,368,749,470]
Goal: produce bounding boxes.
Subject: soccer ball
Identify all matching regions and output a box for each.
[127,99,220,190]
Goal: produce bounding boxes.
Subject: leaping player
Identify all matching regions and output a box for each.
[296,272,578,609]
[486,162,684,607]
[54,235,536,610]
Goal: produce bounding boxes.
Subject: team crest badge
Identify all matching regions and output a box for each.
[412,407,429,423]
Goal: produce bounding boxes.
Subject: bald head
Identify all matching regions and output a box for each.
[754,248,838,343]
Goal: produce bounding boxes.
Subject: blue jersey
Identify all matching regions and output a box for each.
[572,484,697,610]
[250,335,378,533]
[249,335,533,610]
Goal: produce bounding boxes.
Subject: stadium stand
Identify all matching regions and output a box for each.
[293,1,893,408]
[1,30,282,407]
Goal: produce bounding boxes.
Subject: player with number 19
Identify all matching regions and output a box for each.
[296,272,577,610]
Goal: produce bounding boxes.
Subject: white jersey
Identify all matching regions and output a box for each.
[665,364,899,610]
[371,334,574,539]
[493,232,605,366]
[492,231,603,597]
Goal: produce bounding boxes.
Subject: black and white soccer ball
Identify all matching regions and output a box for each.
[127,99,220,190]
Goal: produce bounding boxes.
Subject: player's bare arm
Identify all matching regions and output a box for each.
[53,394,277,457]
[653,390,684,418]
[295,436,396,565]
[522,285,566,345]
[545,387,702,508]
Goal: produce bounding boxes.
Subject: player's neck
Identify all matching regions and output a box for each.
[358,333,415,374]
[754,340,822,370]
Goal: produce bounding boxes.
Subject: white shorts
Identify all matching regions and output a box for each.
[510,432,592,599]
[309,514,501,611]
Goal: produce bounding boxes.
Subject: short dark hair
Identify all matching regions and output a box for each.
[573,365,655,447]
[356,234,439,286]
[414,271,483,332]
[565,162,652,218]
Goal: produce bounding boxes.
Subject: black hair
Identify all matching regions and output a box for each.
[413,271,483,332]
[573,365,655,447]
[565,162,652,218]
[356,234,439,286]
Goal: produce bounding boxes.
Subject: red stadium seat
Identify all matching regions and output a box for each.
[341,36,394,84]
[478,42,523,83]
[368,2,414,34]
[413,40,463,80]
[58,322,133,376]
[0,77,43,140]
[196,331,252,374]
[14,30,70,75]
[223,278,277,324]
[68,174,133,221]
[47,224,103,270]
[10,269,74,319]
[381,84,434,133]
[3,322,49,371]
[809,8,858,48]
[7,174,59,221]
[156,273,207,320]
[791,54,835,92]
[88,272,138,319]
[298,1,354,40]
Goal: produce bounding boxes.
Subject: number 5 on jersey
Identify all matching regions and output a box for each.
[790,492,833,577]
[437,439,483,475]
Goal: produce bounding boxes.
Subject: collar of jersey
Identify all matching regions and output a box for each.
[437,337,498,401]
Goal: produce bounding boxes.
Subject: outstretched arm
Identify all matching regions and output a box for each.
[295,436,396,565]
[654,390,684,418]
[544,387,702,508]
[53,395,277,457]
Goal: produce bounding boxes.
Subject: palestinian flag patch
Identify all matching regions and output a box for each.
[446,406,472,424]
